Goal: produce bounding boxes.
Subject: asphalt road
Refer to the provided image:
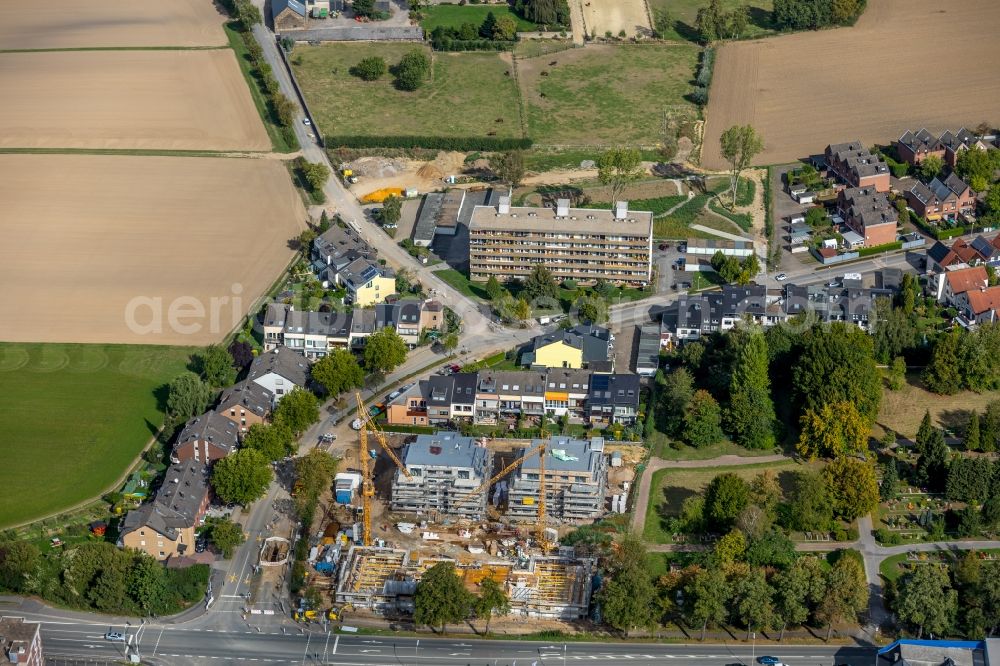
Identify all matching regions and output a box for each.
[21,609,874,666]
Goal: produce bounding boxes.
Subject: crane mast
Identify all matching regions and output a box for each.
[356,393,413,547]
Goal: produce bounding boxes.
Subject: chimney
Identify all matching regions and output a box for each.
[497,195,511,215]
[615,201,628,220]
[556,198,570,217]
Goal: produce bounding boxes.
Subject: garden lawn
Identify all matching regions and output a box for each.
[646,0,776,42]
[420,4,537,32]
[878,374,1000,440]
[0,343,196,527]
[643,459,803,544]
[435,268,491,301]
[291,43,522,141]
[520,43,700,146]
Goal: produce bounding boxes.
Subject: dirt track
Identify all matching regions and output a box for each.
[0,154,306,346]
[581,0,652,38]
[0,50,270,151]
[702,0,1000,169]
[0,0,226,49]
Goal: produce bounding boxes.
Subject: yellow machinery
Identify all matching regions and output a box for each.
[453,442,549,550]
[356,393,413,546]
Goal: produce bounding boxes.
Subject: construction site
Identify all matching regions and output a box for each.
[295,395,640,624]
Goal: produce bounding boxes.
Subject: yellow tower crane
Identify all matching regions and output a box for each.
[356,393,413,546]
[453,442,549,550]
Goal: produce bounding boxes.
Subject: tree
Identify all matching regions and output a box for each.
[485,275,504,301]
[923,330,964,395]
[694,0,723,41]
[576,295,609,324]
[796,401,869,461]
[704,472,750,530]
[301,161,330,192]
[872,298,916,363]
[351,56,387,81]
[128,554,169,615]
[945,457,993,504]
[196,345,236,388]
[352,0,376,18]
[822,456,879,520]
[982,401,1000,453]
[413,562,472,632]
[915,427,950,491]
[211,448,272,505]
[785,471,833,532]
[0,541,39,593]
[682,390,724,448]
[441,332,459,352]
[660,368,694,437]
[719,125,764,210]
[966,410,982,451]
[598,560,656,634]
[726,331,776,449]
[733,569,776,639]
[293,450,339,515]
[916,410,935,449]
[919,154,945,181]
[311,349,364,398]
[491,13,518,40]
[474,577,509,634]
[880,459,900,502]
[273,387,319,435]
[228,340,254,371]
[491,151,525,187]
[207,518,245,559]
[726,5,749,38]
[685,568,730,640]
[523,264,559,302]
[713,529,747,565]
[520,0,570,26]
[956,147,1000,193]
[744,530,796,569]
[793,323,881,427]
[166,372,214,425]
[596,147,644,209]
[773,562,811,639]
[394,50,431,91]
[243,422,295,461]
[816,554,868,640]
[364,327,408,374]
[896,563,957,638]
[380,195,402,227]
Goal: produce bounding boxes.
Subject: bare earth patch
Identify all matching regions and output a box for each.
[0,154,306,345]
[702,0,1000,169]
[581,0,652,38]
[0,50,270,151]
[0,0,226,49]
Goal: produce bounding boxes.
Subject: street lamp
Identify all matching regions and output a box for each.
[752,631,756,665]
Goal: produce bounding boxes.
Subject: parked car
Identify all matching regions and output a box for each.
[658,242,670,250]
[302,118,311,126]
[320,432,337,442]
[827,280,840,287]
[104,632,125,642]
[775,273,788,281]
[195,540,207,553]
[758,657,784,666]
[448,364,462,373]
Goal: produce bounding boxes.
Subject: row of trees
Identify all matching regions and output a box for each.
[695,0,750,42]
[771,0,866,31]
[428,11,519,51]
[0,540,208,617]
[922,324,1000,395]
[710,250,760,285]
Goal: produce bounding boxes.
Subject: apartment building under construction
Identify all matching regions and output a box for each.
[389,432,492,520]
[335,546,594,620]
[468,197,653,286]
[507,436,608,522]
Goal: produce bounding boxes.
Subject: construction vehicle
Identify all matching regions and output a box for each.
[356,393,413,546]
[293,609,318,621]
[340,167,358,184]
[453,442,550,551]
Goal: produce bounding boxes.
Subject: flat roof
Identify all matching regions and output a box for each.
[403,431,488,470]
[469,204,652,235]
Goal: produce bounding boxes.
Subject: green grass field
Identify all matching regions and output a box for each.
[291,43,522,140]
[646,0,775,42]
[642,459,803,544]
[420,4,537,32]
[520,44,700,146]
[0,343,196,527]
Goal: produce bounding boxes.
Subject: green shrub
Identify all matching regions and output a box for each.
[857,241,903,257]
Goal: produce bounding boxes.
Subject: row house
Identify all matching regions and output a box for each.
[171,411,240,465]
[263,299,443,358]
[215,380,273,438]
[837,186,899,247]
[119,460,211,560]
[387,368,639,427]
[824,141,890,192]
[247,346,311,403]
[897,128,991,168]
[904,173,976,222]
[935,265,989,304]
[926,235,1000,273]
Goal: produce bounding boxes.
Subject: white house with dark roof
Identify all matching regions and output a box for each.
[247,347,311,403]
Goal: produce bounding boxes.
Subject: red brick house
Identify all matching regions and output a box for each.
[904,173,976,222]
[837,186,898,247]
[896,129,944,166]
[939,128,992,168]
[171,411,239,464]
[825,141,891,192]
[935,265,989,303]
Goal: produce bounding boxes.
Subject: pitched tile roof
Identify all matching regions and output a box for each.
[966,286,1000,316]
[216,380,273,420]
[945,265,989,295]
[174,411,240,457]
[247,347,311,387]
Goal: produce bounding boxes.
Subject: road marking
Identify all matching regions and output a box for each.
[152,626,164,656]
[301,630,311,666]
[333,633,339,655]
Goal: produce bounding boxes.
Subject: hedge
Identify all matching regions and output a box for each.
[431,37,513,51]
[910,211,967,240]
[857,240,903,257]
[325,135,533,151]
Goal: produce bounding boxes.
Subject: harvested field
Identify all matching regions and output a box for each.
[0,154,306,346]
[0,0,226,50]
[520,43,699,146]
[702,0,1000,169]
[581,0,652,38]
[0,50,270,151]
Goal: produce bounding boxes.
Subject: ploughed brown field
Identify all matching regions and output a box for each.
[0,154,306,346]
[702,0,1000,169]
[0,50,271,151]
[0,0,226,49]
